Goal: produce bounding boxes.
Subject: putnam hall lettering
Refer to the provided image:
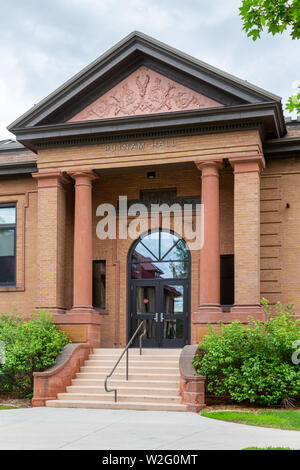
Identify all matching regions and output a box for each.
[104,138,176,153]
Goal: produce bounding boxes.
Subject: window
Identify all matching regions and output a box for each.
[0,204,16,286]
[93,260,106,309]
[131,230,189,279]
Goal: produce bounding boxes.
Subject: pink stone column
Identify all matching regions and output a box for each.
[68,170,98,312]
[195,160,222,311]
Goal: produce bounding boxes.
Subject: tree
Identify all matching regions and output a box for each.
[240,0,300,113]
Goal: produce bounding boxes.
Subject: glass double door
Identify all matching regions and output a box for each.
[130,279,189,348]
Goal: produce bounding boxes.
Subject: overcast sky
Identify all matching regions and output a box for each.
[1,0,299,140]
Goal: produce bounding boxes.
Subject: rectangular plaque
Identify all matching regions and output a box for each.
[58,325,87,343]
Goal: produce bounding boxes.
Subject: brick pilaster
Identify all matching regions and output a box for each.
[32,171,70,312]
[229,154,265,314]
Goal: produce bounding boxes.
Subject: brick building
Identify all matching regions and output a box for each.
[1,31,300,351]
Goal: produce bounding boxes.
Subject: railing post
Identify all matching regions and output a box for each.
[104,321,146,401]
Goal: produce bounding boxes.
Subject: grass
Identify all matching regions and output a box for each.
[243,447,292,450]
[0,405,18,410]
[201,410,300,431]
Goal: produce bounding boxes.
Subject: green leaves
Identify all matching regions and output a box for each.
[239,1,300,115]
[0,310,70,397]
[240,0,300,40]
[194,301,300,406]
[286,85,300,113]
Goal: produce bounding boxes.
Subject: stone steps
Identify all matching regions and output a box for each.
[81,365,179,373]
[66,385,180,396]
[57,393,182,403]
[71,378,180,388]
[46,400,187,412]
[92,348,181,356]
[75,372,180,381]
[86,359,179,367]
[46,348,184,411]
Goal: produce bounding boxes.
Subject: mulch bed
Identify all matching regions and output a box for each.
[0,393,31,408]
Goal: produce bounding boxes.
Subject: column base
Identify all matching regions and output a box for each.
[53,309,102,348]
[37,307,67,315]
[197,304,222,313]
[69,306,97,314]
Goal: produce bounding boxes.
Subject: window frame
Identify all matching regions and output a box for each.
[0,203,17,287]
[129,229,190,280]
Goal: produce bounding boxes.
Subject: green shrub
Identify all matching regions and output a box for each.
[0,311,70,397]
[193,299,300,406]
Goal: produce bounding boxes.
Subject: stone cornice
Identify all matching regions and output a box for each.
[264,136,300,158]
[12,101,284,153]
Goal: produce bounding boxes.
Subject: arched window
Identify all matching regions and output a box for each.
[130,230,189,280]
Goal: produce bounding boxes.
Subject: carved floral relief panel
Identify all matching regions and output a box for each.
[69,66,222,122]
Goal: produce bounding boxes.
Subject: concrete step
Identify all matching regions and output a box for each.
[71,378,180,388]
[75,372,180,381]
[92,348,182,356]
[57,393,183,404]
[81,365,180,373]
[46,399,187,412]
[66,385,180,396]
[89,353,180,360]
[86,359,179,367]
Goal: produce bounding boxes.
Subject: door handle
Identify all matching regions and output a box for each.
[154,312,159,323]
[160,312,164,322]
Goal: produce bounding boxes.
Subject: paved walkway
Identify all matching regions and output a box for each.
[0,408,299,450]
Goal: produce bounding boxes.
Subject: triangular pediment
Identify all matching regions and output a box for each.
[68,66,222,122]
[8,32,285,143]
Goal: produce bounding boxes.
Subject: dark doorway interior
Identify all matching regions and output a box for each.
[220,254,234,306]
[128,229,190,348]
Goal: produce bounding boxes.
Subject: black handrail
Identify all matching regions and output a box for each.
[104,320,146,403]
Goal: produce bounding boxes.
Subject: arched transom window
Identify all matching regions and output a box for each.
[130,230,189,279]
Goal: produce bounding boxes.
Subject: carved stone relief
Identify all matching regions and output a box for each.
[69,66,222,122]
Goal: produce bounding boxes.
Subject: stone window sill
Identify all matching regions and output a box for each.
[94,308,109,315]
[0,285,24,292]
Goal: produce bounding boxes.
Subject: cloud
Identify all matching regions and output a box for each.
[0,0,299,140]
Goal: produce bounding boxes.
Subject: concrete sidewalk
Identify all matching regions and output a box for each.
[0,407,299,450]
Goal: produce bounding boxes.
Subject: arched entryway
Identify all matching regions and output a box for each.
[127,229,191,348]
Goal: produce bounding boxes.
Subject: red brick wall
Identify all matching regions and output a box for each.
[0,176,38,317]
[1,132,300,345]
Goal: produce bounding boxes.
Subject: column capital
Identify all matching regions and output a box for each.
[32,170,71,188]
[194,159,223,174]
[228,153,265,173]
[68,169,99,182]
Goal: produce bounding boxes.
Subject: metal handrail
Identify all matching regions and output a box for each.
[104,320,146,402]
